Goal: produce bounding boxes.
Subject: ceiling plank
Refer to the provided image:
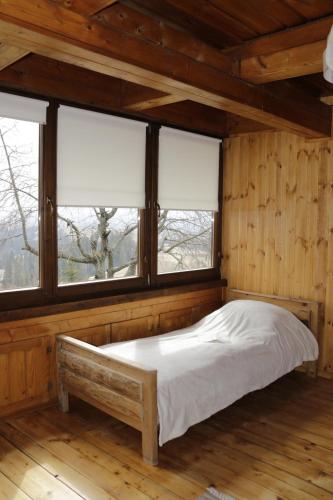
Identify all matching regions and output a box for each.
[119,0,251,48]
[93,2,232,73]
[54,0,119,16]
[239,39,325,83]
[0,1,329,138]
[0,43,28,70]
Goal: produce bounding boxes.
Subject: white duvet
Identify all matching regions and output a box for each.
[101,300,318,445]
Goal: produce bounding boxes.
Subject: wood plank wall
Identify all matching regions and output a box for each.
[0,287,222,417]
[223,131,333,378]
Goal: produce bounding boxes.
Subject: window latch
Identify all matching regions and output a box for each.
[46,196,54,216]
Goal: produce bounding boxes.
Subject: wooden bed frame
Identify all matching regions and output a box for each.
[56,289,320,465]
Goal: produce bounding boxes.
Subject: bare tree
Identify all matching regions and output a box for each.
[0,118,212,287]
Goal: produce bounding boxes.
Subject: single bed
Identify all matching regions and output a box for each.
[56,289,320,465]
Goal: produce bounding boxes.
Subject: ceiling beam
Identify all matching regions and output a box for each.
[225,15,333,59]
[321,96,333,106]
[0,1,329,138]
[225,114,274,136]
[0,54,229,136]
[228,16,332,83]
[0,1,121,72]
[117,79,185,111]
[238,40,325,83]
[0,42,28,70]
[0,54,272,137]
[145,100,229,136]
[125,94,184,111]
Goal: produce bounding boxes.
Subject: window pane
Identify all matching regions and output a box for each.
[158,209,213,273]
[57,207,139,285]
[0,118,40,291]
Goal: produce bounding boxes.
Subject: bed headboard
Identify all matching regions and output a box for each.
[225,289,320,377]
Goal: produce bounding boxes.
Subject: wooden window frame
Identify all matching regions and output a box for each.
[0,91,223,312]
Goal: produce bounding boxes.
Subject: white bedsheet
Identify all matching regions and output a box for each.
[101,300,318,446]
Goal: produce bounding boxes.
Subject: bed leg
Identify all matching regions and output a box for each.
[58,382,69,412]
[306,360,317,378]
[142,371,158,465]
[57,340,69,412]
[142,427,158,466]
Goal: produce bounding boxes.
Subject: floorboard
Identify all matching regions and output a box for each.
[1,372,333,499]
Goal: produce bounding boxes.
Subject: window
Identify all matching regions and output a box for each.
[158,209,214,273]
[56,105,147,291]
[58,206,139,285]
[0,118,40,291]
[157,127,221,279]
[0,91,222,311]
[0,92,48,296]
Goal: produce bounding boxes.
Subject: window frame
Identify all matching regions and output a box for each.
[0,90,223,312]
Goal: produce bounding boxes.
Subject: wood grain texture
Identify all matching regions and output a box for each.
[2,372,333,498]
[239,40,325,83]
[57,334,158,463]
[223,131,333,377]
[0,287,222,416]
[55,289,319,464]
[0,43,28,70]
[0,0,330,137]
[225,14,333,59]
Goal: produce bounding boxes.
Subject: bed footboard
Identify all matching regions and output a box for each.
[56,335,158,465]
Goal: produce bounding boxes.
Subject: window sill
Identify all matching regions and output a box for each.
[0,278,227,323]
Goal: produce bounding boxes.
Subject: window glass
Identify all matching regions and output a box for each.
[0,118,40,291]
[57,207,139,285]
[157,209,213,273]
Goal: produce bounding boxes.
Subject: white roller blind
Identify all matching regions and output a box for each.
[158,127,221,211]
[0,91,48,124]
[57,105,147,208]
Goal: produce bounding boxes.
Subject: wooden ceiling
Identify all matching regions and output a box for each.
[0,0,332,138]
[116,0,333,48]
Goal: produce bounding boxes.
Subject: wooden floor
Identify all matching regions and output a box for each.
[1,373,333,500]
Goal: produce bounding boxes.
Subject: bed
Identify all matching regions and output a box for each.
[56,289,320,465]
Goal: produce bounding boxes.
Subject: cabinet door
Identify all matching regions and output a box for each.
[0,336,51,416]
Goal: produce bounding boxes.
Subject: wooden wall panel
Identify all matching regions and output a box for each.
[0,287,222,416]
[111,317,154,342]
[0,337,51,415]
[223,131,333,377]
